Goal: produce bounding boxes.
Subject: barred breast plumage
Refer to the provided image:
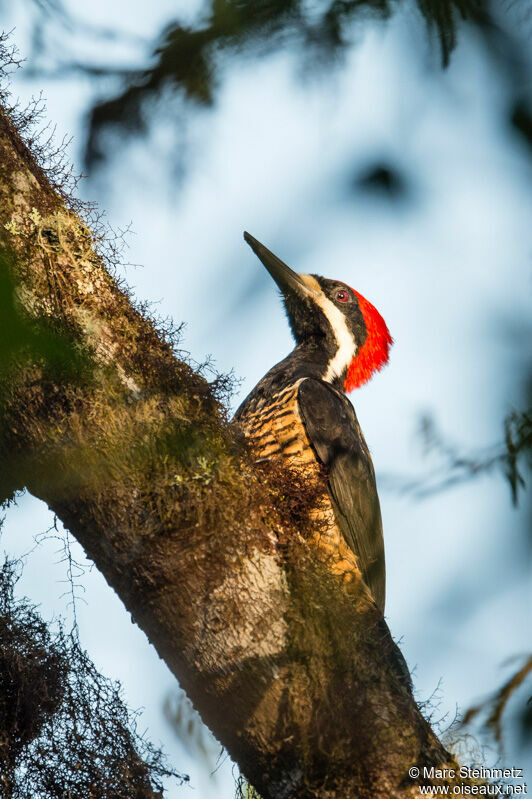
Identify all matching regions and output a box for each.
[237,378,378,604]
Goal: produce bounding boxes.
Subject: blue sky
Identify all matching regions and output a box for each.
[2,1,531,796]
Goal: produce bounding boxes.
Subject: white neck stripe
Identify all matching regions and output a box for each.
[301,275,357,384]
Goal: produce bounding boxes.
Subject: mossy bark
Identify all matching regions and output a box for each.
[0,107,479,798]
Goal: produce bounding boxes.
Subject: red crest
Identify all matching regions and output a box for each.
[344,289,392,392]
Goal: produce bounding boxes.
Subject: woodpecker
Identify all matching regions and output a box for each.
[235,232,392,612]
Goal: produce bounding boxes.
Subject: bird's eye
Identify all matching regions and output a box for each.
[336,289,349,303]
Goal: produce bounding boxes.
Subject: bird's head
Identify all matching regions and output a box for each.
[244,231,392,392]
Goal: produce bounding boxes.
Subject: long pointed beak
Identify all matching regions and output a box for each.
[243,232,314,298]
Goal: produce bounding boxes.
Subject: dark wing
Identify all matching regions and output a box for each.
[297,378,385,612]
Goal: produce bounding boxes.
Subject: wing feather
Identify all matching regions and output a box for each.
[297,378,386,611]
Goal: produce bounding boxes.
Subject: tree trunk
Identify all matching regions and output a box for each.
[0,104,478,799]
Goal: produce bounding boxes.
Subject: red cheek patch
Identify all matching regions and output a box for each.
[344,288,392,392]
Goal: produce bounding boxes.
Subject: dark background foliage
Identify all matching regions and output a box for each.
[0,553,186,798]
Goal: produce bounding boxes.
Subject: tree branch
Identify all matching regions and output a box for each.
[0,99,481,797]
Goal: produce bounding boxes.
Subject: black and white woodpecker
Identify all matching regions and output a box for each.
[235,232,392,612]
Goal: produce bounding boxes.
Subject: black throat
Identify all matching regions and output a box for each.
[235,339,345,419]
